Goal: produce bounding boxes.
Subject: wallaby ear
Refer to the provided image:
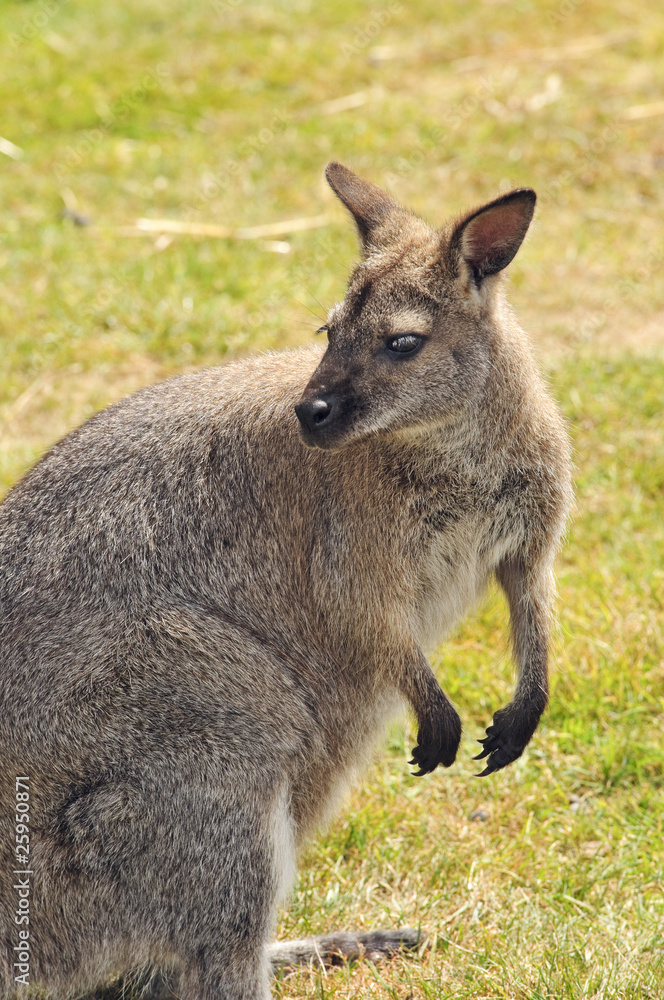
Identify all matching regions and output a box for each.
[325,161,402,254]
[448,188,536,286]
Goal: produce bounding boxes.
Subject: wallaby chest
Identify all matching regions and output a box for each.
[415,505,516,650]
[388,450,523,651]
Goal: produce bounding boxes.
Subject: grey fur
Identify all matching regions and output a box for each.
[0,163,572,999]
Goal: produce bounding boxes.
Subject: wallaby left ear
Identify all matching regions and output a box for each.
[325,161,403,255]
[448,189,536,286]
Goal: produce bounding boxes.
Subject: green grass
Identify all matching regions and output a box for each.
[1,1,663,997]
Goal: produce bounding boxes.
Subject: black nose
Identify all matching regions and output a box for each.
[294,397,334,434]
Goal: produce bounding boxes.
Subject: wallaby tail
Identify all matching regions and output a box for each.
[267,927,426,971]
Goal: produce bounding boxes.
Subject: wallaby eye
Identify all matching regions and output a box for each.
[386,334,423,354]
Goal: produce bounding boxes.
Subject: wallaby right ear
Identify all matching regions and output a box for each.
[325,162,403,255]
[448,188,537,287]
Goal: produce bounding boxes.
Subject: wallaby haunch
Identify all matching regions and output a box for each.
[0,163,572,999]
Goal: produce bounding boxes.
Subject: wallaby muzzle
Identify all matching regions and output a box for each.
[295,391,348,449]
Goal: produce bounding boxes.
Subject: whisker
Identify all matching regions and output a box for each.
[286,291,326,325]
[292,278,329,319]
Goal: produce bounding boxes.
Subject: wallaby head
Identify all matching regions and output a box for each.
[295,162,536,450]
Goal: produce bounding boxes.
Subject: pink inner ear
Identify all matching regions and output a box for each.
[453,189,535,280]
[463,204,524,265]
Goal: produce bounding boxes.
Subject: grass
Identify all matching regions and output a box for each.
[1,0,663,997]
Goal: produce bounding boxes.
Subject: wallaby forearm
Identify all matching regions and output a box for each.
[397,649,462,774]
[475,551,553,775]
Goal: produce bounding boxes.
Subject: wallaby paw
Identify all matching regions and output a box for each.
[408,743,456,778]
[473,725,524,776]
[474,699,545,776]
[409,712,462,776]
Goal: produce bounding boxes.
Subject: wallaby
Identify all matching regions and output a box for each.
[0,162,572,1000]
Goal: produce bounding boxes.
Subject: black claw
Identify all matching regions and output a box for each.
[473,723,525,775]
[409,728,460,774]
[410,746,436,776]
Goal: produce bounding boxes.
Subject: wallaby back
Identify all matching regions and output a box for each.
[0,163,572,1000]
